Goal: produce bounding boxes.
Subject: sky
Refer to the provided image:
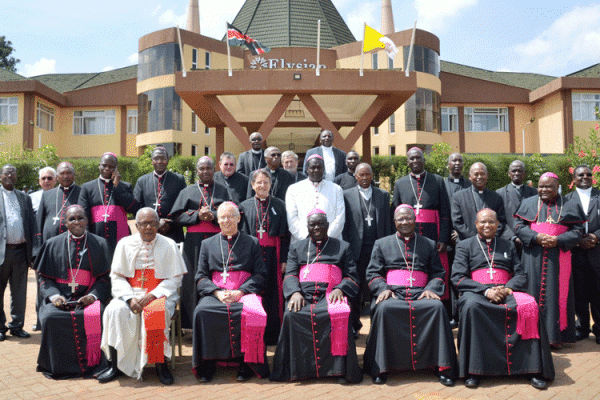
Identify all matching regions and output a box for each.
[2,0,600,78]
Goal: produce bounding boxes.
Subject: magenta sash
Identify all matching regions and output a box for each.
[416,209,449,300]
[187,221,221,233]
[512,292,540,340]
[299,263,350,356]
[90,205,129,242]
[82,300,102,366]
[470,268,512,285]
[259,234,283,321]
[56,269,95,288]
[531,222,570,331]
[212,270,266,364]
[386,269,428,287]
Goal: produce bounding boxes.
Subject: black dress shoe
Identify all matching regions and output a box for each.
[464,376,480,388]
[372,374,387,384]
[156,362,174,385]
[530,376,548,390]
[449,319,458,329]
[596,336,600,344]
[199,361,216,382]
[439,374,455,387]
[576,331,590,341]
[10,329,30,338]
[97,366,123,383]
[236,363,254,381]
[0,332,5,341]
[32,324,40,332]
[337,377,348,385]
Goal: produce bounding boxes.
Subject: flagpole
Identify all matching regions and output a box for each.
[405,20,417,77]
[226,22,232,77]
[360,23,365,77]
[176,25,187,78]
[316,19,321,76]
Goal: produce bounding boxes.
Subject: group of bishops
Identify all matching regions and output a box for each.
[5,128,596,390]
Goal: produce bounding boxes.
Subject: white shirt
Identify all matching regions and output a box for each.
[576,187,593,233]
[358,186,373,201]
[285,179,345,243]
[321,146,335,181]
[2,187,25,244]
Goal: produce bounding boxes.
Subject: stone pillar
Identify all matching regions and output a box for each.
[381,0,395,35]
[186,0,200,34]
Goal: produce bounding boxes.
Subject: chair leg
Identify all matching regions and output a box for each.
[177,309,183,356]
[170,319,176,371]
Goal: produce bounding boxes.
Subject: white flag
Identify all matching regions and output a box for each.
[379,36,398,60]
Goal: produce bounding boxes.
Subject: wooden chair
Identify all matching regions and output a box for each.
[169,242,185,369]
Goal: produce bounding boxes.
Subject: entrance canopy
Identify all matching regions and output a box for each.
[175,68,417,156]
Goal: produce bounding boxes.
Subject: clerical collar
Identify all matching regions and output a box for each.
[251,149,262,154]
[99,176,111,183]
[358,186,372,194]
[142,235,158,246]
[221,232,238,240]
[511,183,523,189]
[268,167,277,173]
[199,181,213,187]
[478,235,493,243]
[472,186,485,194]
[577,187,593,195]
[411,171,425,178]
[449,176,461,183]
[311,179,323,186]
[311,237,328,245]
[154,171,166,178]
[397,232,415,240]
[256,196,268,202]
[60,184,75,190]
[70,232,86,240]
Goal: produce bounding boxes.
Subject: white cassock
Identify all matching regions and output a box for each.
[101,233,187,379]
[285,178,345,244]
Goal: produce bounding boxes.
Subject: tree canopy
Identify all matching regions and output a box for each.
[0,36,20,72]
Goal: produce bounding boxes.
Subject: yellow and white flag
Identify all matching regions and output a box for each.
[363,24,398,60]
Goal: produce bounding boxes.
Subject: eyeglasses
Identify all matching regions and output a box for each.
[222,163,235,167]
[577,173,593,177]
[41,176,54,181]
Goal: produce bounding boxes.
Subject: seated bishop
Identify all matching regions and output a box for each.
[270,208,363,383]
[98,207,187,385]
[452,208,554,390]
[192,202,269,382]
[35,205,112,379]
[362,204,458,386]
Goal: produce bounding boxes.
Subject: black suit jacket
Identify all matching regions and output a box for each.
[302,146,347,177]
[451,187,506,241]
[566,189,600,267]
[0,189,36,265]
[342,186,392,260]
[236,150,266,177]
[496,184,538,240]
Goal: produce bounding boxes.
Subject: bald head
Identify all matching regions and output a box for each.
[475,208,499,239]
[469,162,488,191]
[249,132,263,150]
[508,160,526,185]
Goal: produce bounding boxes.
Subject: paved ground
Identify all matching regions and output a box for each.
[1,270,600,400]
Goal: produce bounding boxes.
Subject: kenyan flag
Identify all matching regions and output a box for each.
[227,23,270,55]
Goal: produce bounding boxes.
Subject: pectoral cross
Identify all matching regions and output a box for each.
[414,203,423,215]
[153,202,161,210]
[546,215,556,224]
[68,279,79,292]
[137,274,148,289]
[52,216,60,225]
[103,213,110,223]
[303,267,311,279]
[221,269,230,283]
[365,214,373,227]
[257,226,266,239]
[407,274,415,287]
[487,268,496,280]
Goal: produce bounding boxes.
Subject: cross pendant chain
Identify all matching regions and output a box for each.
[303,267,310,279]
[365,214,373,227]
[407,273,415,287]
[137,274,148,289]
[487,268,496,280]
[52,216,60,225]
[414,203,423,215]
[68,278,79,292]
[221,269,230,283]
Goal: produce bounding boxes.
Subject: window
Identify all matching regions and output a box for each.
[204,146,210,156]
[403,45,440,77]
[191,144,198,156]
[373,126,379,135]
[573,93,600,121]
[138,43,182,81]
[73,110,116,135]
[389,113,395,134]
[191,112,197,133]
[205,125,210,135]
[373,146,379,155]
[405,88,441,133]
[372,53,378,70]
[0,97,18,125]
[389,145,396,156]
[36,103,54,131]
[127,109,138,134]
[138,87,182,133]
[442,107,458,132]
[464,107,509,132]
[191,48,198,70]
[205,52,211,70]
[388,58,394,69]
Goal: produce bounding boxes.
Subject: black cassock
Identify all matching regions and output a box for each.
[214,171,249,205]
[270,237,363,383]
[334,172,357,190]
[246,167,294,202]
[239,196,290,345]
[78,178,141,251]
[514,195,585,345]
[452,235,554,380]
[237,150,266,177]
[451,187,507,241]
[35,232,112,379]
[444,176,471,202]
[36,184,82,248]
[363,233,458,378]
[170,181,230,329]
[192,233,269,378]
[133,171,187,242]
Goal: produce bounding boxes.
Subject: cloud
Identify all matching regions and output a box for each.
[127,52,138,64]
[152,5,162,16]
[199,1,246,39]
[415,0,477,31]
[510,4,600,75]
[23,58,57,77]
[345,1,379,39]
[158,9,187,27]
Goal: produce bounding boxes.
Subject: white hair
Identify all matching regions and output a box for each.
[38,166,57,179]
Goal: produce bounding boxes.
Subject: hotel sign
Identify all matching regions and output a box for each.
[249,56,327,70]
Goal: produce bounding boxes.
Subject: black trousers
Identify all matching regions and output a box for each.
[573,258,600,336]
[0,246,29,331]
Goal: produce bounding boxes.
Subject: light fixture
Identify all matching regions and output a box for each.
[293,73,301,80]
[289,133,295,150]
